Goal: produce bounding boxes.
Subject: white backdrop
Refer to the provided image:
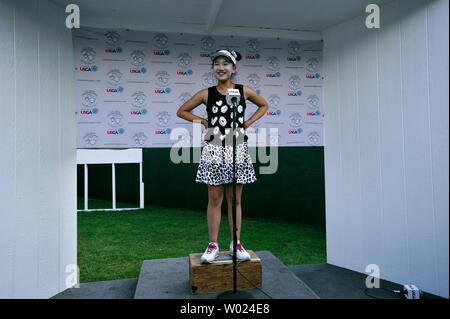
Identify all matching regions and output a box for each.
[73,27,323,148]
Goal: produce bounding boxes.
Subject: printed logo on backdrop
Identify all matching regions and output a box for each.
[130,91,148,116]
[73,27,324,148]
[177,53,193,76]
[245,39,260,59]
[80,90,99,115]
[105,30,121,46]
[82,132,98,147]
[267,93,282,117]
[306,94,321,116]
[305,57,320,79]
[79,47,98,72]
[306,94,319,109]
[104,30,123,53]
[133,132,147,146]
[270,133,282,146]
[267,94,281,110]
[202,72,218,88]
[266,56,281,78]
[106,69,124,93]
[176,131,192,147]
[287,41,302,62]
[156,111,171,127]
[267,108,281,117]
[129,50,147,74]
[178,92,192,104]
[107,111,124,127]
[200,36,215,57]
[131,91,147,108]
[154,71,171,94]
[288,112,303,135]
[246,74,261,95]
[308,131,320,145]
[155,111,172,135]
[153,33,170,55]
[288,75,302,97]
[107,111,125,135]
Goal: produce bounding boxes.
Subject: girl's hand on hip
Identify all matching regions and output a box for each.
[201,119,208,129]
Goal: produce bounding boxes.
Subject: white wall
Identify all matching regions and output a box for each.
[323,0,449,298]
[0,0,77,298]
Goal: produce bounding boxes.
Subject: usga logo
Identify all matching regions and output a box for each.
[200,52,213,57]
[130,109,147,115]
[153,50,170,56]
[130,67,147,74]
[79,47,97,71]
[288,128,303,134]
[154,88,171,94]
[107,128,125,135]
[155,128,172,135]
[288,91,302,96]
[287,56,301,62]
[266,72,280,78]
[246,127,262,134]
[106,86,124,93]
[80,108,99,115]
[307,110,321,116]
[105,47,123,53]
[200,36,215,51]
[80,66,98,72]
[177,69,193,76]
[246,54,260,60]
[267,110,282,116]
[306,73,321,79]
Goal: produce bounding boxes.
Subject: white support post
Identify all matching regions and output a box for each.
[112,163,116,210]
[84,164,88,211]
[140,162,144,209]
[77,149,144,212]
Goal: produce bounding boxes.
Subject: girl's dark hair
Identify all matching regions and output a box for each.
[212,49,242,65]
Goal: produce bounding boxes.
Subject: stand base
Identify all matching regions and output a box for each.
[216,290,255,299]
[189,250,262,295]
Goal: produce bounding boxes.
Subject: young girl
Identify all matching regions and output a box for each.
[176,49,268,263]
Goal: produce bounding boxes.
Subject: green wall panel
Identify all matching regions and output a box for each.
[77,147,325,226]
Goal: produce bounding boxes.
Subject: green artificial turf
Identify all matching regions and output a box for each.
[77,197,326,283]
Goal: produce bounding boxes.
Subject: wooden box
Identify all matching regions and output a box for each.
[189,250,262,295]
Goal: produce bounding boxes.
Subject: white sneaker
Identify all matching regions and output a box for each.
[201,242,219,263]
[229,241,251,261]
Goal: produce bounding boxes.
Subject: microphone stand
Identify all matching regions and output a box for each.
[216,97,253,299]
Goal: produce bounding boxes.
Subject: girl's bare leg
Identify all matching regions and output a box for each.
[207,185,224,243]
[225,183,243,242]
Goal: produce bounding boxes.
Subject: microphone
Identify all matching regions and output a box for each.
[226,88,240,107]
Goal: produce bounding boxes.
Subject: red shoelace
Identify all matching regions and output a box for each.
[207,243,217,253]
[236,243,245,252]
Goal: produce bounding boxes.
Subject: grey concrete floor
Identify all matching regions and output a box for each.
[51,252,444,299]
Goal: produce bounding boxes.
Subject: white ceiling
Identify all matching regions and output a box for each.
[51,0,393,38]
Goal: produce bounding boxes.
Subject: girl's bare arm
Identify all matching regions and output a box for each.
[176,89,208,128]
[243,86,269,129]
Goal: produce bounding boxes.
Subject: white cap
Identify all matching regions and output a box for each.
[211,49,238,65]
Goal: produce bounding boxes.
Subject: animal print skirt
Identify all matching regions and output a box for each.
[195,141,257,185]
